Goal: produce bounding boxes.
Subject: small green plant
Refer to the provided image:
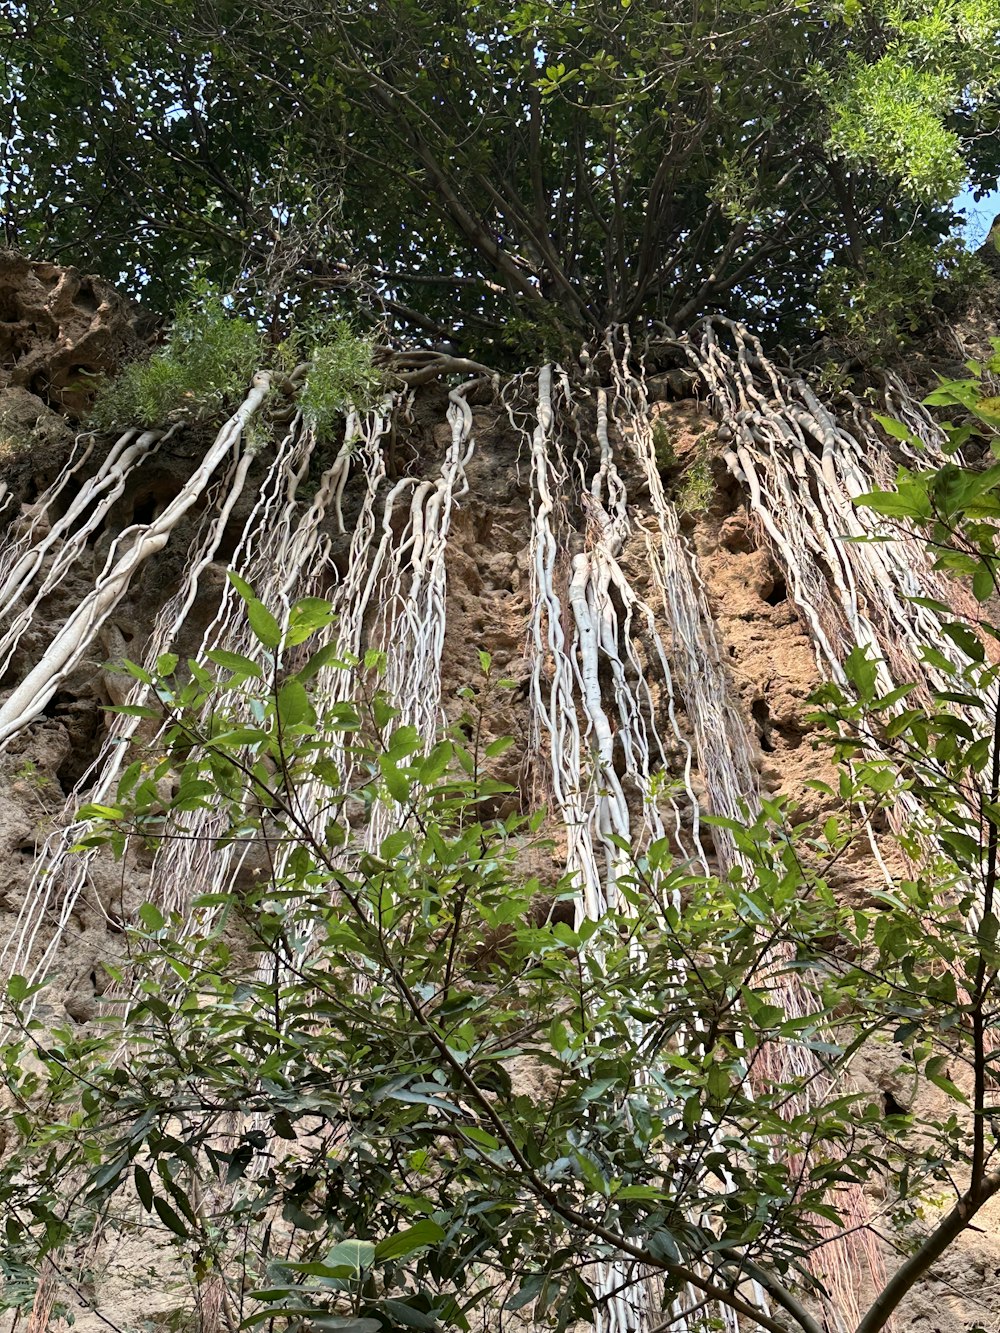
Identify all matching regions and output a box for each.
[12,759,50,791]
[0,432,32,463]
[242,415,274,457]
[651,416,675,472]
[88,284,264,430]
[677,435,716,513]
[291,315,383,435]
[813,359,856,399]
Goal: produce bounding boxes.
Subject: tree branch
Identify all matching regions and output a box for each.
[853,1169,1000,1333]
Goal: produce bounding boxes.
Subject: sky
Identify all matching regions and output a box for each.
[956,185,1000,248]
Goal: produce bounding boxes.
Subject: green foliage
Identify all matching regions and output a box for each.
[5,528,1000,1329]
[824,0,1000,202]
[651,417,675,472]
[677,441,716,515]
[653,422,716,512]
[3,1,997,354]
[0,428,40,463]
[674,437,720,519]
[87,289,381,435]
[826,61,964,202]
[819,238,980,357]
[12,758,50,791]
[89,285,264,430]
[290,317,384,433]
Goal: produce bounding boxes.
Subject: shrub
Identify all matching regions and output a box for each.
[88,284,264,430]
[817,237,980,360]
[287,316,383,436]
[677,435,716,513]
[5,559,1000,1333]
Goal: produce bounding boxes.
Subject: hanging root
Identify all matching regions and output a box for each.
[0,324,977,1333]
[0,375,272,749]
[508,354,773,1333]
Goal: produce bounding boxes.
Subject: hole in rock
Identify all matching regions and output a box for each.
[75,281,100,315]
[0,289,25,323]
[42,695,103,788]
[131,493,160,526]
[764,576,787,607]
[751,698,774,753]
[883,1090,908,1117]
[532,897,576,929]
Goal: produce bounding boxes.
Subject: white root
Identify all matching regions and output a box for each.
[0,322,983,1333]
[0,375,272,749]
[0,428,173,680]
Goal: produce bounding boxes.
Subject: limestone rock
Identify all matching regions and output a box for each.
[0,251,141,419]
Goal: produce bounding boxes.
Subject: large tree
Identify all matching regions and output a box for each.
[2,0,999,356]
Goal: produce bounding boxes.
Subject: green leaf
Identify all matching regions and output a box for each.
[381,1299,439,1330]
[925,1056,968,1104]
[299,641,350,682]
[379,755,411,803]
[973,565,995,602]
[152,1195,189,1237]
[206,648,263,678]
[134,1165,154,1212]
[941,622,984,663]
[89,1154,129,1193]
[247,599,282,650]
[228,572,281,648]
[277,678,313,727]
[372,695,398,730]
[380,829,410,860]
[873,414,918,445]
[272,1110,297,1140]
[227,570,258,604]
[461,1127,499,1150]
[285,595,336,646]
[374,1220,446,1260]
[616,1185,664,1201]
[384,1088,462,1115]
[418,741,452,784]
[855,484,931,522]
[77,803,125,821]
[507,1276,544,1312]
[6,974,44,1004]
[843,646,879,700]
[119,662,154,685]
[309,1320,382,1333]
[324,1239,376,1272]
[138,903,165,932]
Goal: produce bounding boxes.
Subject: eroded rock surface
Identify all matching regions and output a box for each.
[0,251,140,419]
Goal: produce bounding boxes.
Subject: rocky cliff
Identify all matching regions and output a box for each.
[0,257,997,1333]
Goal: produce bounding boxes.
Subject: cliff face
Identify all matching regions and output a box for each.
[0,260,998,1333]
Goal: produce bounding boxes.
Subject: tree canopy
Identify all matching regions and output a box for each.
[2,0,999,357]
